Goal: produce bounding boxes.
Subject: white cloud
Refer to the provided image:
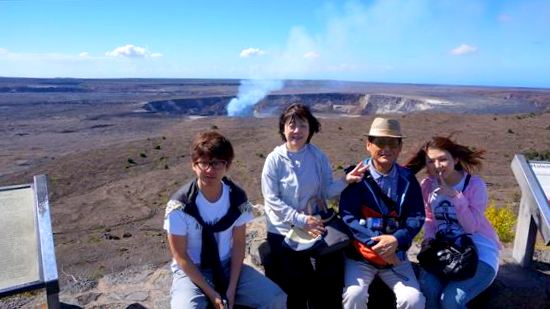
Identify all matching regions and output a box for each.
[105,44,160,58]
[239,48,266,58]
[79,52,89,57]
[0,48,8,55]
[303,51,320,59]
[151,53,163,58]
[450,44,478,56]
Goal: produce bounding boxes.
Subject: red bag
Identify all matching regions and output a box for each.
[352,240,389,267]
[353,207,399,267]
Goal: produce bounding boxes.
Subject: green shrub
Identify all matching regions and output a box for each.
[327,199,339,211]
[524,149,550,161]
[485,201,516,243]
[413,228,425,244]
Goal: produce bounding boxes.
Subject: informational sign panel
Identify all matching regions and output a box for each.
[0,186,41,291]
[512,155,550,268]
[0,176,59,309]
[530,161,550,203]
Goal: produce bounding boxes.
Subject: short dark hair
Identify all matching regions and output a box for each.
[191,131,234,165]
[278,103,320,143]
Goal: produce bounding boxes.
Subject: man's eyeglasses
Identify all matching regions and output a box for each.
[370,137,401,148]
[194,160,227,170]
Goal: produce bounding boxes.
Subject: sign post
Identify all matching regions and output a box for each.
[510,155,550,267]
[0,175,59,308]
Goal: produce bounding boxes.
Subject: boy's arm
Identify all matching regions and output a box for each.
[227,224,246,308]
[167,234,224,308]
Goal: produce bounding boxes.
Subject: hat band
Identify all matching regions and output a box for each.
[369,128,404,137]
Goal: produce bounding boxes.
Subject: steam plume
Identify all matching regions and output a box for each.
[227,79,284,117]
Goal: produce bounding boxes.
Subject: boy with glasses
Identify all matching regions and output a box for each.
[164,131,286,309]
[339,118,426,309]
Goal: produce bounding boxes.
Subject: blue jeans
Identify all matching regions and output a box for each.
[419,261,496,309]
[171,262,286,309]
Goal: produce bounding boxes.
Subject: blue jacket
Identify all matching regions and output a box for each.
[339,161,425,259]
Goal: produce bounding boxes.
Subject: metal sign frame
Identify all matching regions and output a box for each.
[511,155,550,267]
[0,175,59,308]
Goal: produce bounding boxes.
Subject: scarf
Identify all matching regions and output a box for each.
[180,178,245,296]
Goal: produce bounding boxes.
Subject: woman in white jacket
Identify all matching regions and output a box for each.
[261,103,365,309]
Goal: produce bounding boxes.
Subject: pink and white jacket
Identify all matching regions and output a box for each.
[421,174,501,250]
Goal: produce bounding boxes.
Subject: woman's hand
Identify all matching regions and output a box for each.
[304,215,325,238]
[435,172,458,197]
[345,161,368,184]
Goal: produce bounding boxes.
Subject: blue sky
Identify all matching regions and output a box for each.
[0,0,549,88]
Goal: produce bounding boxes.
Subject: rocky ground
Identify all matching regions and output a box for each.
[1,79,550,308]
[2,216,550,309]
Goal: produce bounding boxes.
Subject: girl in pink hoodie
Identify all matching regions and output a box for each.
[406,136,501,309]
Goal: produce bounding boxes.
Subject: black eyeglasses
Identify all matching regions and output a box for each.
[194,159,227,170]
[370,137,401,148]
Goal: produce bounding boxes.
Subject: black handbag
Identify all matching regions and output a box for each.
[417,233,478,280]
[283,198,351,256]
[310,209,351,256]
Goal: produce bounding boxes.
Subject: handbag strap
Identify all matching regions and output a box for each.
[462,173,471,192]
[363,170,398,215]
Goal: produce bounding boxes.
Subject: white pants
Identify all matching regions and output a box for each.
[342,258,425,309]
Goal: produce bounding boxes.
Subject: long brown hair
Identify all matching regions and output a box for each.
[405,136,485,174]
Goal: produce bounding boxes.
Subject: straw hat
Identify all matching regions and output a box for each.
[367,117,406,138]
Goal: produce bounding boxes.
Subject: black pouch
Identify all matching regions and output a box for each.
[311,209,352,256]
[417,233,478,280]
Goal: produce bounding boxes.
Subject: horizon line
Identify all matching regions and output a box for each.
[0,76,548,91]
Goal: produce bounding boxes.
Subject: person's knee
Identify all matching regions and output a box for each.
[171,272,209,309]
[396,287,425,309]
[261,290,287,309]
[343,284,369,307]
[171,293,208,309]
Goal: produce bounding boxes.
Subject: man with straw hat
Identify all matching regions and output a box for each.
[339,117,426,309]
